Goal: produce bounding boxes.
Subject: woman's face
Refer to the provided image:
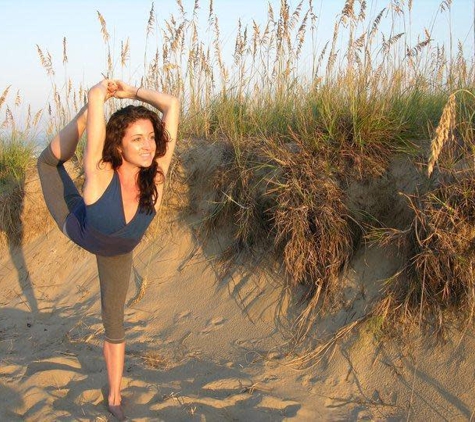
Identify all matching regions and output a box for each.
[119,118,156,168]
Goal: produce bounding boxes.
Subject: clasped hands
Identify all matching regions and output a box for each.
[89,79,137,101]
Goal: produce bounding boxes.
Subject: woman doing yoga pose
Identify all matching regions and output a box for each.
[37,80,179,420]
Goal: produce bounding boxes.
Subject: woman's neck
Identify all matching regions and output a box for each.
[116,162,139,185]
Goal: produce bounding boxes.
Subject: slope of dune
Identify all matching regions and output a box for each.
[1,147,475,421]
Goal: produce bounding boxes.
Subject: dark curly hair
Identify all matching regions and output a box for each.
[102,105,170,214]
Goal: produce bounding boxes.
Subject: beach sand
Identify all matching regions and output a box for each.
[1,159,475,421]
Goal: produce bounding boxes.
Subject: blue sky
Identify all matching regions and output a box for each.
[1,0,473,124]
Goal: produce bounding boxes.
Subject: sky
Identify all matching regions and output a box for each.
[1,0,474,127]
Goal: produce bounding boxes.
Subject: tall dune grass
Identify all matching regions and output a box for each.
[370,89,475,334]
[3,0,475,338]
[0,123,37,245]
[0,86,39,191]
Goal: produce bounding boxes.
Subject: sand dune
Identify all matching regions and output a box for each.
[1,160,475,421]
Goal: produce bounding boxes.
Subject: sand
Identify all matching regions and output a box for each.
[1,157,475,421]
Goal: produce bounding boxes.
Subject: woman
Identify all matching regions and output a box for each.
[37,80,179,420]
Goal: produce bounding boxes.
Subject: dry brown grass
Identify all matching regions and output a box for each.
[368,90,475,334]
[264,136,355,298]
[141,350,171,369]
[372,170,475,333]
[192,133,357,340]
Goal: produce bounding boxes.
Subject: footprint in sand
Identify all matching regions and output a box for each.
[298,373,322,387]
[173,310,192,324]
[200,317,226,334]
[232,338,260,350]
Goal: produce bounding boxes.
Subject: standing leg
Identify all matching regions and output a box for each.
[96,252,133,419]
[103,342,126,420]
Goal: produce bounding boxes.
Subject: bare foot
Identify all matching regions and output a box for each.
[108,404,127,421]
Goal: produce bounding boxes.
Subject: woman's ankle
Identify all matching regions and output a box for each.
[108,392,122,406]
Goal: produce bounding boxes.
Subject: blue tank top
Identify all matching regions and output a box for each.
[64,172,156,256]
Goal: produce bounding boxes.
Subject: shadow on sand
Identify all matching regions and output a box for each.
[1,303,301,421]
[0,178,39,314]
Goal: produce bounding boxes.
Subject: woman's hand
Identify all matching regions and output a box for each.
[112,80,137,100]
[88,80,118,102]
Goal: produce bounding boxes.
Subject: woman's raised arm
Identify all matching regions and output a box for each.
[84,80,116,176]
[82,80,117,205]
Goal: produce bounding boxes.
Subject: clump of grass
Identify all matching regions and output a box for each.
[265,136,356,338]
[141,350,170,369]
[0,83,45,245]
[201,133,356,339]
[0,185,24,245]
[264,136,355,291]
[374,172,475,333]
[370,91,475,333]
[0,131,36,244]
[295,85,412,181]
[412,174,475,312]
[0,89,38,189]
[201,137,274,254]
[0,133,35,190]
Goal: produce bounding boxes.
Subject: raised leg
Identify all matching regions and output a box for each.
[37,104,89,230]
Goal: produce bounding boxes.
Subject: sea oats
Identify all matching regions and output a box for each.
[208,0,213,21]
[2,106,14,129]
[358,0,366,21]
[440,0,452,12]
[146,2,155,38]
[32,109,43,127]
[295,10,309,59]
[370,8,385,39]
[0,85,11,110]
[407,33,432,57]
[96,11,109,43]
[121,38,130,67]
[427,93,456,177]
[176,0,185,16]
[192,0,199,18]
[290,0,303,30]
[341,0,355,25]
[25,104,31,129]
[63,37,68,65]
[36,44,55,76]
[383,32,404,53]
[15,90,21,107]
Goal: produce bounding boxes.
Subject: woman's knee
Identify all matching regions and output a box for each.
[97,252,133,344]
[37,144,62,168]
[102,308,126,344]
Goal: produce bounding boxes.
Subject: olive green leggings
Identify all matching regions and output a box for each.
[37,145,132,344]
